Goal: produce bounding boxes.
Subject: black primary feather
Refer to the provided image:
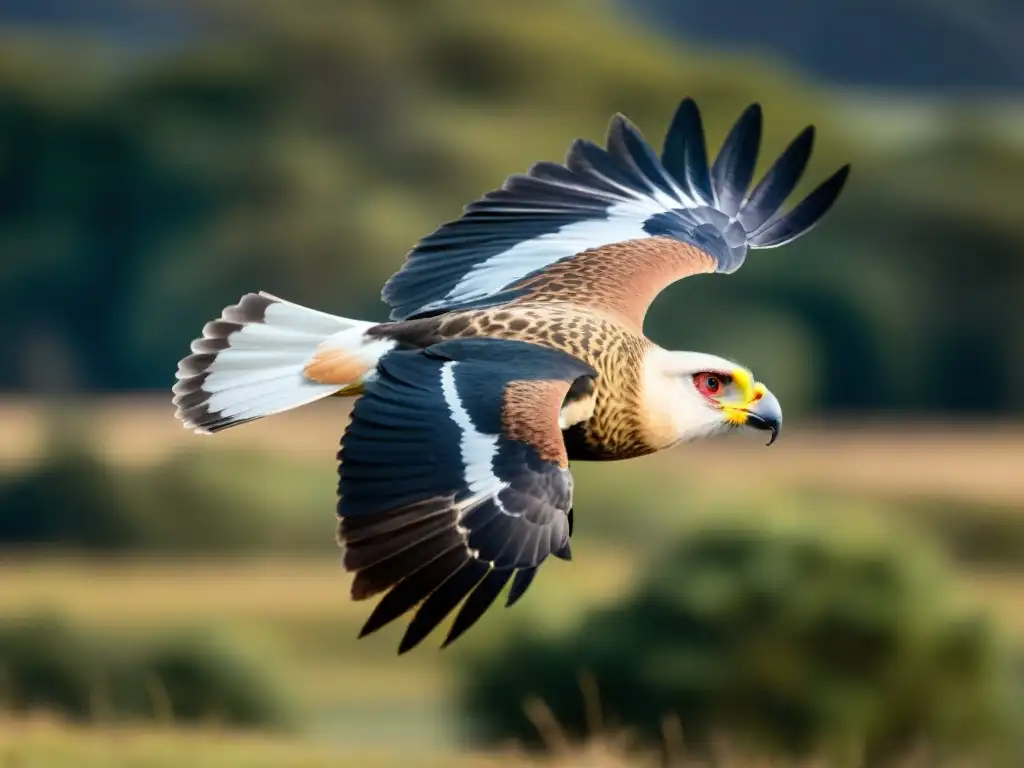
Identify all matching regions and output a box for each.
[337,338,593,652]
[506,568,538,607]
[381,97,850,319]
[737,125,815,233]
[442,569,514,648]
[359,547,468,638]
[661,97,714,204]
[749,164,851,247]
[710,103,763,216]
[398,561,491,654]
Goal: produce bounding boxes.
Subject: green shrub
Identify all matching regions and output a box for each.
[139,628,298,728]
[0,614,297,729]
[0,448,143,550]
[0,614,121,718]
[458,513,1017,764]
[572,466,1024,572]
[121,450,334,554]
[899,498,1024,571]
[0,439,334,554]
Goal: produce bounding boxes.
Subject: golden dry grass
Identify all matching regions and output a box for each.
[4,397,1024,505]
[2,398,1023,765]
[0,712,988,768]
[0,550,634,627]
[962,570,1024,637]
[2,553,1019,636]
[0,715,682,768]
[0,715,539,768]
[0,553,1021,708]
[0,549,636,708]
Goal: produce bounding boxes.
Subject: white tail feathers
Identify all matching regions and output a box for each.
[172,292,389,434]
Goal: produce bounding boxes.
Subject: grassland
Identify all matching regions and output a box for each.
[0,716,554,768]
[5,397,1024,505]
[2,397,1023,764]
[1,716,789,768]
[0,557,701,767]
[0,552,1021,765]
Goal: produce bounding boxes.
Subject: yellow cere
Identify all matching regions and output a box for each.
[720,367,762,425]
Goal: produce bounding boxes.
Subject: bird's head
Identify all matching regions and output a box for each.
[642,348,782,448]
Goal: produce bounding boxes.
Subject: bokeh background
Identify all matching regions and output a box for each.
[1,1,1023,765]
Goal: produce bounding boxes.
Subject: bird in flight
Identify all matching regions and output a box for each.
[173,98,850,653]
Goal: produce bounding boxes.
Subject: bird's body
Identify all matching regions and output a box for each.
[367,301,652,460]
[360,235,734,460]
[173,98,850,652]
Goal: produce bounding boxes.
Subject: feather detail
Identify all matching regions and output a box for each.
[381,97,850,320]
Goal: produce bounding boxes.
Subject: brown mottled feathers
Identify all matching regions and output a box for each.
[369,304,654,459]
[506,236,715,330]
[367,236,711,459]
[502,380,592,467]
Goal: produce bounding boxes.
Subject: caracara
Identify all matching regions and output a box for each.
[173,98,850,653]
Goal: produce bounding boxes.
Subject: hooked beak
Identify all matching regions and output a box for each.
[743,387,782,446]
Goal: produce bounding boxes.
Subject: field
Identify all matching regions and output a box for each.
[0,555,701,767]
[0,716,772,768]
[5,398,1024,504]
[2,555,1020,766]
[2,398,1024,765]
[0,717,530,768]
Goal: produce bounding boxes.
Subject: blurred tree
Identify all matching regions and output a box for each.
[0,434,335,553]
[627,0,1024,92]
[0,614,297,728]
[0,0,1021,414]
[458,513,1018,763]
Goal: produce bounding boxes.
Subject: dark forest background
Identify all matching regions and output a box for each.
[2,0,1023,418]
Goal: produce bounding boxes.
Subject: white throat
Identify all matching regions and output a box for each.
[639,347,741,449]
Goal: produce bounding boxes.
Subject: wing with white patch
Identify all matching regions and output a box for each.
[382,98,850,325]
[337,337,597,653]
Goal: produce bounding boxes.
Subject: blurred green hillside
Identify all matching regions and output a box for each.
[2,1,1024,765]
[2,437,1024,765]
[1,0,1022,415]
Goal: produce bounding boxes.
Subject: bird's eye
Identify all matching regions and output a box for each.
[693,372,730,397]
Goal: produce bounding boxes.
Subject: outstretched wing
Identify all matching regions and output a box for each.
[382,98,850,329]
[337,337,597,653]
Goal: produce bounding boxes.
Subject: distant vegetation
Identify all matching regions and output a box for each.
[0,439,335,554]
[628,0,1024,92]
[0,0,1022,416]
[459,511,1021,763]
[0,614,296,729]
[4,429,1024,571]
[0,2,1022,765]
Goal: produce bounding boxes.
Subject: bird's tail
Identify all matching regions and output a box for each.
[173,292,394,434]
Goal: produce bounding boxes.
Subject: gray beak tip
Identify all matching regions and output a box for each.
[745,389,782,446]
